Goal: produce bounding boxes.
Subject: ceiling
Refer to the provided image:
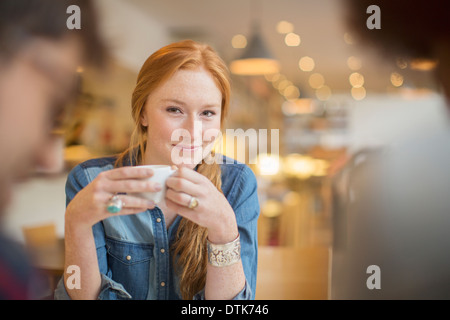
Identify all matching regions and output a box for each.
[125,0,436,100]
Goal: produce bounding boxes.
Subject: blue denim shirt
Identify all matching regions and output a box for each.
[54,155,259,300]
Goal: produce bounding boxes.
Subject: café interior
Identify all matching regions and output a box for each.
[3,0,448,299]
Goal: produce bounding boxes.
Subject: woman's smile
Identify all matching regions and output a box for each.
[172,144,202,151]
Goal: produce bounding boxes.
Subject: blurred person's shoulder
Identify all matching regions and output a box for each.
[349,124,450,183]
[379,127,450,181]
[0,234,39,299]
[344,127,450,299]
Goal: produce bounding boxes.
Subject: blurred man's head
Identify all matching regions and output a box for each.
[0,0,106,211]
[346,0,450,100]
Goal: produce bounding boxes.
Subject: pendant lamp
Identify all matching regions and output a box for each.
[230,2,280,76]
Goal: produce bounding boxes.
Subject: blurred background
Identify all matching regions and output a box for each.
[4,0,448,299]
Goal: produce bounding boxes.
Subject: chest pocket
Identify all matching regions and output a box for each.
[106,237,153,299]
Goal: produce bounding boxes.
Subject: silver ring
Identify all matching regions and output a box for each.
[107,195,123,214]
[188,197,199,209]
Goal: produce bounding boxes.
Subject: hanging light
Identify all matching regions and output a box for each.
[230,0,279,76]
[230,24,280,76]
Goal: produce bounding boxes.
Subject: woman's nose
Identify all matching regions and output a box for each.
[184,116,203,144]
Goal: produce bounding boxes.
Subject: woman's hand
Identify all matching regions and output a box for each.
[165,167,238,244]
[65,166,160,230]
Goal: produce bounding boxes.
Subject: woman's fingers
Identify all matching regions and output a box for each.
[102,194,156,217]
[165,197,200,222]
[104,179,162,194]
[117,194,156,209]
[96,166,170,194]
[103,166,154,181]
[165,188,193,208]
[166,175,197,193]
[170,166,206,184]
[165,167,208,199]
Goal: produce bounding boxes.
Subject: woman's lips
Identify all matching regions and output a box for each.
[172,144,202,151]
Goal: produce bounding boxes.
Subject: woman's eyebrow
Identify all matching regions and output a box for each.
[161,98,186,105]
[202,104,221,109]
[161,98,220,109]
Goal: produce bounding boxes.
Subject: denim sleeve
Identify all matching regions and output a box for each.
[53,271,132,300]
[53,164,132,300]
[193,165,260,300]
[229,165,260,300]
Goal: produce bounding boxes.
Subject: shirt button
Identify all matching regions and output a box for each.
[156,218,162,223]
[160,282,166,287]
[126,255,131,261]
[160,248,165,254]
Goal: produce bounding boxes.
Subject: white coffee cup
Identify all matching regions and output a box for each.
[132,165,176,204]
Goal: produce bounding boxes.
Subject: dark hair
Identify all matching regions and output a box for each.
[345,0,450,60]
[0,0,106,66]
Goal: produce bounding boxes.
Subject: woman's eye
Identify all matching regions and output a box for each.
[202,110,216,117]
[167,107,182,114]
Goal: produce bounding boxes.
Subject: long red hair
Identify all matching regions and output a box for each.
[116,40,231,299]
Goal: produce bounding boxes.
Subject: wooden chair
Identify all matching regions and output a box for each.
[22,223,63,298]
[22,223,58,247]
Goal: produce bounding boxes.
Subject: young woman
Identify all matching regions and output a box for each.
[55,40,259,300]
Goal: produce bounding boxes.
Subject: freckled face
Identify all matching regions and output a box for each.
[141,67,222,169]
